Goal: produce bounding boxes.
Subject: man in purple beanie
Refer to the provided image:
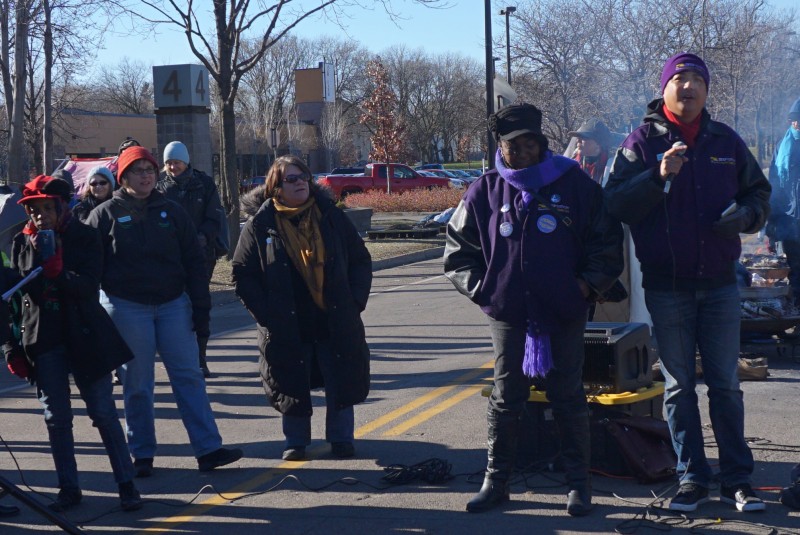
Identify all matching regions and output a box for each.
[444,103,623,515]
[606,52,771,513]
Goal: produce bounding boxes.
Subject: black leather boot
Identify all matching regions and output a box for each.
[197,336,212,378]
[556,412,593,516]
[467,408,518,513]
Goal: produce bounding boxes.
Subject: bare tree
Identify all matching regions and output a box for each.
[3,0,32,184]
[108,0,442,247]
[320,100,351,170]
[97,58,154,114]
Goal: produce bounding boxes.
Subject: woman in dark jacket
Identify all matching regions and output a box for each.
[85,146,242,477]
[232,155,372,461]
[73,166,115,222]
[2,175,141,512]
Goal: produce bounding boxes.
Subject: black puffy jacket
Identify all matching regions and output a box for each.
[232,193,372,416]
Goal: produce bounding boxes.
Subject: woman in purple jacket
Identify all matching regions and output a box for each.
[444,103,623,515]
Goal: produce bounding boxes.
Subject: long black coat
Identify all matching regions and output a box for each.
[3,219,133,384]
[231,193,372,417]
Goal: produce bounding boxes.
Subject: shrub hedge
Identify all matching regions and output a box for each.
[342,187,465,212]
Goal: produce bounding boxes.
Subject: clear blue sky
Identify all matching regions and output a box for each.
[95,0,798,70]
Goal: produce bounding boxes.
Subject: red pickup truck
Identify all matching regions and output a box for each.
[316,163,450,198]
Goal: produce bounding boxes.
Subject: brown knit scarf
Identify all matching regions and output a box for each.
[273,197,326,310]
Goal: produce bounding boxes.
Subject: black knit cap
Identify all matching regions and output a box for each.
[488,103,543,141]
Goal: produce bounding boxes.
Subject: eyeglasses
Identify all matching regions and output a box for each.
[89,180,109,187]
[282,173,310,184]
[128,167,157,177]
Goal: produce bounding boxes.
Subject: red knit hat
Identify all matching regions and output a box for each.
[17,175,73,205]
[116,146,159,181]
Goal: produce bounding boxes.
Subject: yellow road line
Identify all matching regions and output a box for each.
[355,361,493,437]
[139,361,494,533]
[382,384,486,436]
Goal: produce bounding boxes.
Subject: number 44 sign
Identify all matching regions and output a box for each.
[153,64,210,109]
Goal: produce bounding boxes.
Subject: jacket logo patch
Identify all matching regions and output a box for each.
[710,156,736,165]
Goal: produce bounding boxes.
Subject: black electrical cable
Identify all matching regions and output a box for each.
[381,457,453,485]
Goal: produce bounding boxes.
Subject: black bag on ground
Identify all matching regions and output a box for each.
[604,416,676,483]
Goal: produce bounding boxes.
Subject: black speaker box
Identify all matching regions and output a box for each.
[583,322,653,393]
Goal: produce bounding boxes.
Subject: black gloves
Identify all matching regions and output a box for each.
[192,306,210,338]
[712,205,754,238]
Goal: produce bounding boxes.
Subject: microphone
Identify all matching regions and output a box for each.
[663,141,688,194]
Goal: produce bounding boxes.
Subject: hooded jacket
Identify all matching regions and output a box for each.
[231,191,372,417]
[605,99,771,290]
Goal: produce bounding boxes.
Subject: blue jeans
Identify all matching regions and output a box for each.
[100,292,222,459]
[36,347,134,490]
[646,284,754,487]
[282,340,354,448]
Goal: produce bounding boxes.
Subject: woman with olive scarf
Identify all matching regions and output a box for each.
[232,155,372,461]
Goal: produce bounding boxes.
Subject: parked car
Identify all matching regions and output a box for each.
[414,163,444,171]
[463,169,484,178]
[329,166,365,175]
[240,176,265,194]
[316,163,450,198]
[419,170,466,189]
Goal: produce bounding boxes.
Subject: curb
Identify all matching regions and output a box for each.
[371,246,445,271]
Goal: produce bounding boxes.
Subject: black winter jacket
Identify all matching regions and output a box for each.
[85,189,211,315]
[157,167,225,256]
[231,193,372,417]
[3,219,133,384]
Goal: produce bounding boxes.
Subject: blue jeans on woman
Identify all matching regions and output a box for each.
[100,292,223,460]
[36,347,134,491]
[646,283,754,488]
[282,340,354,447]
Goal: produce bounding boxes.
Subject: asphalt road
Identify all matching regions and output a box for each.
[1,257,799,534]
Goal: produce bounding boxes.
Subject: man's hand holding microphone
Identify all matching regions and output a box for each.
[659,141,688,193]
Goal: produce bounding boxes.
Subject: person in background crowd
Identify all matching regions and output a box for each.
[444,103,623,515]
[767,98,800,301]
[157,141,225,378]
[605,52,771,513]
[73,166,115,222]
[567,118,613,184]
[118,137,141,155]
[51,169,77,209]
[3,175,142,512]
[86,147,242,478]
[232,155,372,462]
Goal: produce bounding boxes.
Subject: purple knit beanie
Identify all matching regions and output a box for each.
[660,52,710,93]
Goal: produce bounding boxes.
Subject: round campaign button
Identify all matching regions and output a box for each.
[500,203,511,213]
[499,221,513,237]
[537,214,557,233]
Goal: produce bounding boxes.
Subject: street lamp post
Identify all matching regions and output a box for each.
[500,6,516,84]
[484,0,496,169]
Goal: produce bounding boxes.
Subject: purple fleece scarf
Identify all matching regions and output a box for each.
[495,149,578,378]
